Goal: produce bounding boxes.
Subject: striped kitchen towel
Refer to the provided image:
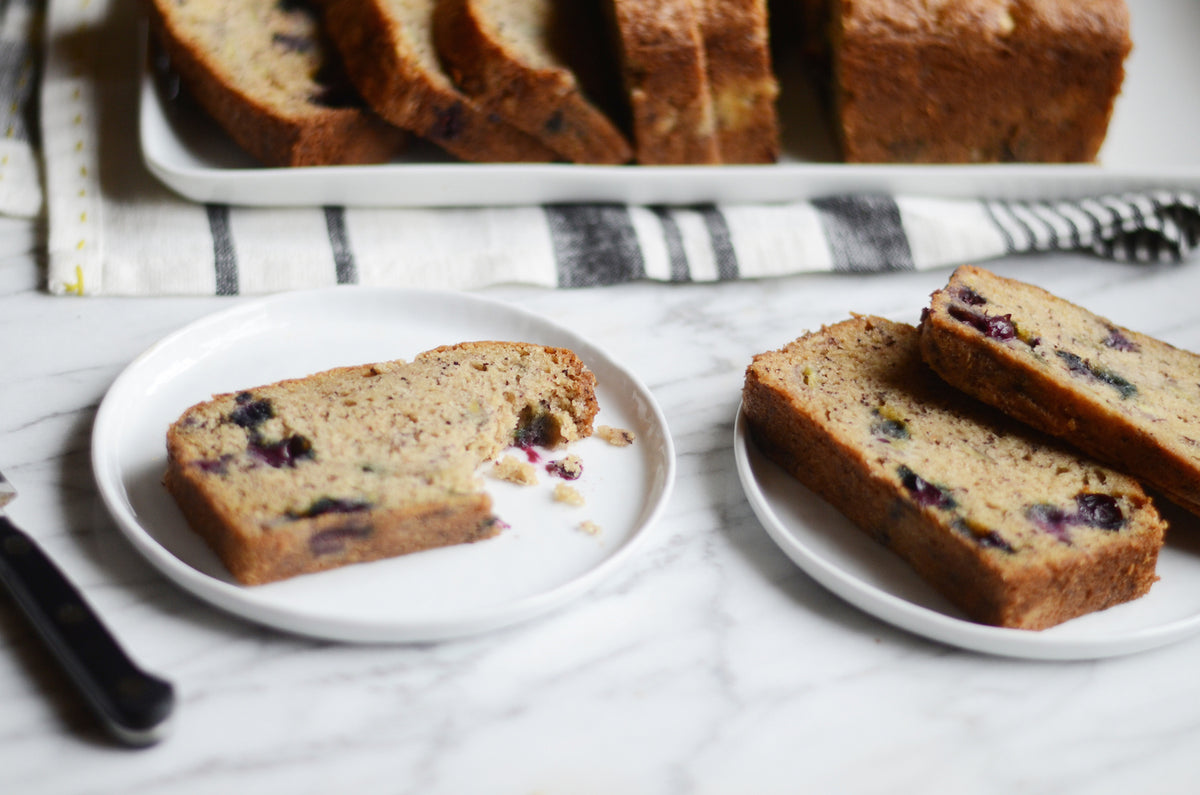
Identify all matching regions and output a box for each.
[38,0,1200,295]
[0,0,42,219]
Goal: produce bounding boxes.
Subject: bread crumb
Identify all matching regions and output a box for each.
[491,454,538,485]
[578,520,601,536]
[553,482,585,506]
[546,454,583,480]
[597,425,636,446]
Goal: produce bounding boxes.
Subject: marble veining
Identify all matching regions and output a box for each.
[3,236,1200,794]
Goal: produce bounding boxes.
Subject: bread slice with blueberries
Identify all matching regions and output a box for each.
[743,315,1165,629]
[919,265,1200,518]
[146,0,407,167]
[165,341,599,585]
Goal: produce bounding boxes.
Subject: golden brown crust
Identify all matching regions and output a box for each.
[919,265,1200,517]
[146,0,406,167]
[699,0,780,164]
[433,0,632,164]
[830,0,1131,163]
[743,315,1164,630]
[165,341,599,585]
[605,0,720,165]
[319,0,559,162]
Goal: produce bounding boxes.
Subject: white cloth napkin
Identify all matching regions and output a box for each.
[32,0,1200,296]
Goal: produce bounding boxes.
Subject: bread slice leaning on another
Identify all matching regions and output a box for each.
[316,0,559,162]
[602,0,720,165]
[434,0,633,164]
[147,0,407,167]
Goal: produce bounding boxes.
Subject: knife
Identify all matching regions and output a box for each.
[0,470,175,746]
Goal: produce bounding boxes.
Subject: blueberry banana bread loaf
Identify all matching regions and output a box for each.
[147,0,407,167]
[829,0,1131,162]
[920,265,1200,517]
[700,0,780,164]
[165,341,599,585]
[433,0,633,164]
[743,315,1164,630]
[603,0,720,165]
[317,0,559,162]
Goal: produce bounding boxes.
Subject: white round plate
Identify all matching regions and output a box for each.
[734,406,1200,660]
[92,288,674,643]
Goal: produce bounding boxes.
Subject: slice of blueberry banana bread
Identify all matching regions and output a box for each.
[433,0,632,164]
[147,0,407,167]
[699,0,780,164]
[317,0,559,162]
[603,0,720,165]
[165,341,599,585]
[743,315,1164,630]
[920,264,1200,518]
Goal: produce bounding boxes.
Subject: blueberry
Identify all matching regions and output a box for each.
[229,397,273,428]
[544,111,565,134]
[271,33,314,54]
[870,410,908,441]
[897,465,955,509]
[955,286,988,306]
[947,305,1016,342]
[195,455,233,475]
[978,531,1015,553]
[430,102,466,142]
[514,409,556,449]
[309,524,372,556]
[1075,493,1125,531]
[288,497,372,519]
[1055,350,1137,399]
[250,434,313,468]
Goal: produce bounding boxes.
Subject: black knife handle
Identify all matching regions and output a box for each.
[0,516,175,746]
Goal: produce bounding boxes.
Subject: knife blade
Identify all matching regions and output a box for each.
[0,470,175,746]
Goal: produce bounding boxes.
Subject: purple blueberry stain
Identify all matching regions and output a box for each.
[430,102,466,141]
[1103,327,1140,352]
[194,455,234,475]
[1026,503,1073,543]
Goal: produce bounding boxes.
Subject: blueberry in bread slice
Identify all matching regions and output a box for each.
[920,264,1200,517]
[147,0,407,167]
[743,315,1164,630]
[165,341,599,585]
[317,0,559,162]
[433,0,633,164]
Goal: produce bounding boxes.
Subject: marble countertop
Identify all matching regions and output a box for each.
[3,217,1200,794]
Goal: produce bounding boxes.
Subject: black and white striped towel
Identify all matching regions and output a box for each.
[34,0,1200,296]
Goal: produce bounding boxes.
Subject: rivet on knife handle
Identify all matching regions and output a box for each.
[0,516,175,746]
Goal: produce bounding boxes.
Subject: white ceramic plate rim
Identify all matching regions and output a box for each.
[92,288,675,643]
[733,405,1200,661]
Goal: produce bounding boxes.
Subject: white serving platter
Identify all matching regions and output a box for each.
[139,1,1200,208]
[92,288,675,643]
